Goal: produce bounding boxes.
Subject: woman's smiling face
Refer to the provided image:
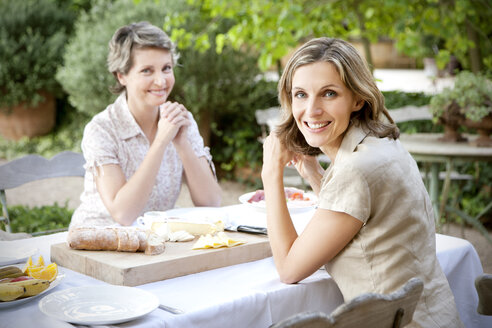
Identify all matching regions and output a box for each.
[291,61,363,156]
[117,47,175,112]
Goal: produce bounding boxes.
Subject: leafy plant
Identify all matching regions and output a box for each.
[384,91,439,134]
[429,71,492,122]
[0,0,75,109]
[393,0,492,73]
[0,203,73,234]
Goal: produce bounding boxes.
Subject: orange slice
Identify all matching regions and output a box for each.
[28,263,58,282]
[36,255,45,267]
[22,256,33,273]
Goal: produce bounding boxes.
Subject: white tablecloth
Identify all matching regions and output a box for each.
[0,205,490,328]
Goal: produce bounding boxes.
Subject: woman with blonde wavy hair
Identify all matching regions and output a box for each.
[262,37,462,327]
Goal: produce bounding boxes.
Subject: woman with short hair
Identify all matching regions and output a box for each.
[70,21,221,228]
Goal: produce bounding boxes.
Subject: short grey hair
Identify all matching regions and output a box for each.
[107,21,179,94]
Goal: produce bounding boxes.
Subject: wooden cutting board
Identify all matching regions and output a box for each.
[51,232,271,286]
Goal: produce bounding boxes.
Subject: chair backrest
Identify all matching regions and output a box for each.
[0,151,85,233]
[475,273,492,315]
[271,277,424,328]
[388,105,432,123]
[0,151,85,190]
[255,107,281,139]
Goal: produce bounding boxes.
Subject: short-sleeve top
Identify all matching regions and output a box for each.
[319,123,463,328]
[70,93,213,228]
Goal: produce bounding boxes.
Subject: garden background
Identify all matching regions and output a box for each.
[0,0,490,269]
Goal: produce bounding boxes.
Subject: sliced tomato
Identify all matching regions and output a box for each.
[290,192,304,200]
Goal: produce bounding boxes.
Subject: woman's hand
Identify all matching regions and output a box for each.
[261,133,294,183]
[157,101,190,145]
[290,154,325,195]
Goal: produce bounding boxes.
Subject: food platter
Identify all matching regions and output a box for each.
[239,188,317,213]
[0,270,65,309]
[38,285,159,325]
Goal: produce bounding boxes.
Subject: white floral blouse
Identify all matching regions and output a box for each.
[70,93,214,228]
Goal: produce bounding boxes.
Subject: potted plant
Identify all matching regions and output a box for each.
[429,71,492,147]
[0,0,74,140]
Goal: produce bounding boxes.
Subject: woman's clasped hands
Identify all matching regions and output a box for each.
[158,101,191,145]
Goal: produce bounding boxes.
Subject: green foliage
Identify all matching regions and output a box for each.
[210,79,278,177]
[183,0,399,71]
[383,90,431,109]
[0,0,75,109]
[0,203,73,234]
[383,91,439,134]
[168,7,278,149]
[392,0,492,72]
[429,71,492,122]
[180,0,492,73]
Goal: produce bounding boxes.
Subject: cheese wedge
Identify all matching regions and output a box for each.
[151,219,224,237]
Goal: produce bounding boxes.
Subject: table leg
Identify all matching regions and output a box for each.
[429,164,440,229]
[439,160,453,222]
[0,189,11,233]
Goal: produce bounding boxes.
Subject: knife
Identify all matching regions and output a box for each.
[225,220,268,235]
[159,303,184,315]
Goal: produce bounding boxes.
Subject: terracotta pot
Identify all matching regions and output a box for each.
[0,92,56,140]
[437,102,467,143]
[462,113,492,147]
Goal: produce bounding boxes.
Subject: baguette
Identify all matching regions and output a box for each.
[68,227,165,255]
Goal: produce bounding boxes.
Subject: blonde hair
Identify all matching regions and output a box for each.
[107,21,179,94]
[276,37,399,156]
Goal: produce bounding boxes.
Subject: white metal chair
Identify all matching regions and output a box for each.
[0,151,85,234]
[270,277,424,328]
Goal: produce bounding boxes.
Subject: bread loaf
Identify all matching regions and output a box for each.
[68,227,165,255]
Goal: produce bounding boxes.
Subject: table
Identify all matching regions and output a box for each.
[400,133,492,227]
[0,205,491,328]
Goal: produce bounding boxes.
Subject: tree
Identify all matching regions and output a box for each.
[180,0,402,71]
[392,0,492,73]
[173,0,491,74]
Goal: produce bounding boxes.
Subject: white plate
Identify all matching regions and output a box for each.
[0,246,38,266]
[38,285,159,325]
[0,271,65,309]
[239,190,317,213]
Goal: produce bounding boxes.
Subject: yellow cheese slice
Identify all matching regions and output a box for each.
[192,232,245,249]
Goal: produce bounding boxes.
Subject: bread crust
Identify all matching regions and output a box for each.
[68,227,165,255]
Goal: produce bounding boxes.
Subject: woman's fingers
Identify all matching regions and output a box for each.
[263,133,293,167]
[160,102,189,125]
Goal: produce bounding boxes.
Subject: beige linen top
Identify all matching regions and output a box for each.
[70,93,214,228]
[319,123,463,328]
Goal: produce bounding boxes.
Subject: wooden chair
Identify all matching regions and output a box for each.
[0,151,85,234]
[270,277,424,328]
[475,273,492,315]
